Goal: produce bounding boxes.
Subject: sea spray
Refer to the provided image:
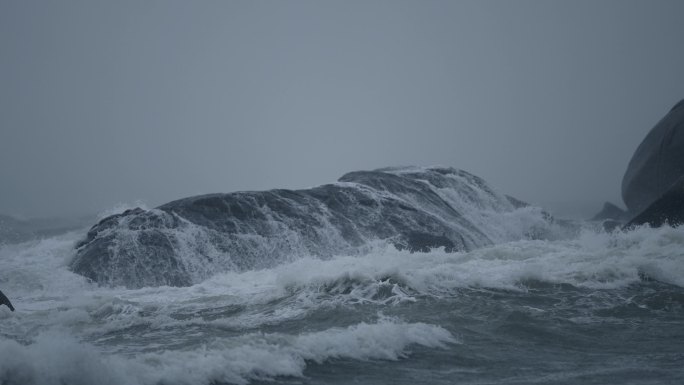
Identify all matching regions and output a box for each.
[71,167,572,288]
[1,217,683,384]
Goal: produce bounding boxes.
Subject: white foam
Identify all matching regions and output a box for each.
[0,317,456,385]
[145,316,455,385]
[2,223,683,384]
[0,332,137,385]
[197,224,684,302]
[4,224,682,341]
[93,225,679,330]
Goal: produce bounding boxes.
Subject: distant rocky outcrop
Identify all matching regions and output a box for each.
[591,202,629,222]
[590,202,629,232]
[622,99,684,214]
[71,167,561,289]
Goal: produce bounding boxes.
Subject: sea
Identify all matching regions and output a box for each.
[1,211,683,385]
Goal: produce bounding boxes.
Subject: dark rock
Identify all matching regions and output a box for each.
[625,176,684,228]
[0,289,14,311]
[71,166,558,288]
[622,99,684,213]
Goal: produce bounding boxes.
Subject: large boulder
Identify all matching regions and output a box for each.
[622,99,684,214]
[71,167,560,289]
[626,176,684,228]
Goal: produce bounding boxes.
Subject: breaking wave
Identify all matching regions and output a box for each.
[2,206,684,385]
[0,317,455,385]
[70,167,572,288]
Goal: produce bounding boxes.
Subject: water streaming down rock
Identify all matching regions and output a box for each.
[70,167,560,288]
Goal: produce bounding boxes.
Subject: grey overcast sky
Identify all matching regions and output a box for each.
[1,0,684,218]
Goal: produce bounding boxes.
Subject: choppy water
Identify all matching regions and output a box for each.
[1,224,683,385]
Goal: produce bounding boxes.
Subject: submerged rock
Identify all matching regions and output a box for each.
[622,99,684,214]
[71,166,560,288]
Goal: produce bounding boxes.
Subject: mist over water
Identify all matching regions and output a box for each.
[2,1,684,384]
[2,0,684,218]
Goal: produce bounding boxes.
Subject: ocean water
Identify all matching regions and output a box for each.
[1,223,683,385]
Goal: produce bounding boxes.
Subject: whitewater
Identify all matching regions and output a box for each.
[1,218,683,384]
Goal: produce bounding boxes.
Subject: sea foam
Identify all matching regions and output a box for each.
[0,318,456,385]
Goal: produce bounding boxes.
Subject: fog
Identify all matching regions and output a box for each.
[1,0,683,219]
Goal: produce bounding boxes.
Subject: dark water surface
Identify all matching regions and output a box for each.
[251,279,684,385]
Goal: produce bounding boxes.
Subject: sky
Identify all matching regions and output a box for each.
[1,0,684,218]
